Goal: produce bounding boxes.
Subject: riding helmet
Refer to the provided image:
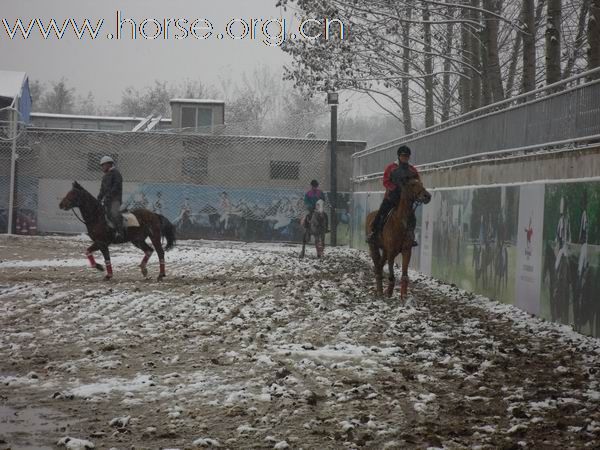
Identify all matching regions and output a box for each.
[397,145,411,157]
[100,155,115,165]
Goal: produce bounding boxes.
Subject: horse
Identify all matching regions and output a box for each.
[542,240,574,324]
[300,199,328,259]
[493,239,509,294]
[59,182,176,281]
[366,176,431,300]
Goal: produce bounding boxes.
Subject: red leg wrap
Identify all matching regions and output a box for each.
[86,252,96,268]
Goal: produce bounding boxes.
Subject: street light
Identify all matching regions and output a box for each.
[328,91,338,246]
[327,91,339,105]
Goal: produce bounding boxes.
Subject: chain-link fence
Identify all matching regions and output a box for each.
[2,115,364,244]
[353,68,600,181]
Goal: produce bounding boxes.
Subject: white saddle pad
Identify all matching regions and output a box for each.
[123,212,140,228]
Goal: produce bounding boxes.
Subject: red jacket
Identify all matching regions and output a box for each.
[383,161,419,198]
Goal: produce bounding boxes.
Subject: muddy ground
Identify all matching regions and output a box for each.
[1,235,599,449]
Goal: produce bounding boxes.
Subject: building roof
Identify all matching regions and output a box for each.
[169,98,225,105]
[30,112,172,122]
[0,70,27,100]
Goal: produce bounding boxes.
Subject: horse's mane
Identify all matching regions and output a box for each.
[73,182,100,206]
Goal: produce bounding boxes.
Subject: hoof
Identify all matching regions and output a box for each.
[95,263,105,272]
[103,275,112,281]
[140,265,148,277]
[157,274,165,282]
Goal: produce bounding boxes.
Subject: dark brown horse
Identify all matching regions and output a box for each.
[59,182,176,281]
[300,199,327,259]
[366,176,431,300]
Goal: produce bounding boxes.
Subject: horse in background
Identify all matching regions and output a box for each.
[366,176,431,300]
[59,182,176,281]
[300,199,328,259]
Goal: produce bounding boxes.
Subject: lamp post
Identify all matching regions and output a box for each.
[327,91,338,247]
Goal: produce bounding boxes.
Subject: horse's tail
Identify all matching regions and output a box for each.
[159,214,176,251]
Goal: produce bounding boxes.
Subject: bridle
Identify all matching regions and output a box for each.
[71,207,87,225]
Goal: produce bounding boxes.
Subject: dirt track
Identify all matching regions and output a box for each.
[1,235,599,449]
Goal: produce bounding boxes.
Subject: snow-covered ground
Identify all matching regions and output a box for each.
[1,235,599,449]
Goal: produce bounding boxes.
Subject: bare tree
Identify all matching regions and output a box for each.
[401,5,414,133]
[441,6,456,122]
[483,0,506,102]
[470,0,483,110]
[460,8,473,113]
[120,81,174,117]
[522,0,537,91]
[40,79,75,114]
[546,0,562,84]
[589,0,600,76]
[423,3,436,127]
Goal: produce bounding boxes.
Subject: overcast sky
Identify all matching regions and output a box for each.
[1,0,296,104]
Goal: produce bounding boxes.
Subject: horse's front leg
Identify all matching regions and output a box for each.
[369,244,384,297]
[300,229,307,259]
[99,245,113,281]
[400,248,412,301]
[316,233,324,258]
[385,254,395,298]
[86,242,105,272]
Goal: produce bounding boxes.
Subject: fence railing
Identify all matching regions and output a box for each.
[352,67,600,181]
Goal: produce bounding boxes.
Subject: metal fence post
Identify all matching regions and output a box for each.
[328,92,338,247]
[7,107,18,235]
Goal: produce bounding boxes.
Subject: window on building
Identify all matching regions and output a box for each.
[181,106,213,130]
[270,160,300,180]
[181,107,196,129]
[197,109,212,128]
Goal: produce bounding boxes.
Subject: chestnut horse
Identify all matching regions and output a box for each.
[59,182,176,281]
[366,176,431,299]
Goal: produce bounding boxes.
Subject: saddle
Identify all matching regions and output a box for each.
[106,212,140,229]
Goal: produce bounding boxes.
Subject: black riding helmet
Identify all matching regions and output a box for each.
[311,180,319,187]
[397,145,411,157]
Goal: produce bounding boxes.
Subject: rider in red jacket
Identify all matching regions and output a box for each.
[367,145,419,245]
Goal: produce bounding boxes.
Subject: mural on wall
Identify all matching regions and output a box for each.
[125,184,351,244]
[515,184,545,315]
[430,186,520,305]
[350,179,600,338]
[0,175,39,234]
[541,182,600,336]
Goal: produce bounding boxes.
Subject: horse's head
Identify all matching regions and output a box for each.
[315,199,325,214]
[59,181,85,210]
[403,176,432,205]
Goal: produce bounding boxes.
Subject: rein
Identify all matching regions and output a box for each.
[71,208,87,225]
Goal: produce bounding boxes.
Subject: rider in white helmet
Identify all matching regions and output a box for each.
[97,155,124,239]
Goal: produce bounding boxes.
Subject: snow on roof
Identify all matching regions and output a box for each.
[169,98,224,104]
[30,112,171,122]
[0,70,27,100]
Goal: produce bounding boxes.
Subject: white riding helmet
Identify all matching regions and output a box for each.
[100,155,114,165]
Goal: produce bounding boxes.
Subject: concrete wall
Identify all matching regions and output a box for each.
[420,145,600,189]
